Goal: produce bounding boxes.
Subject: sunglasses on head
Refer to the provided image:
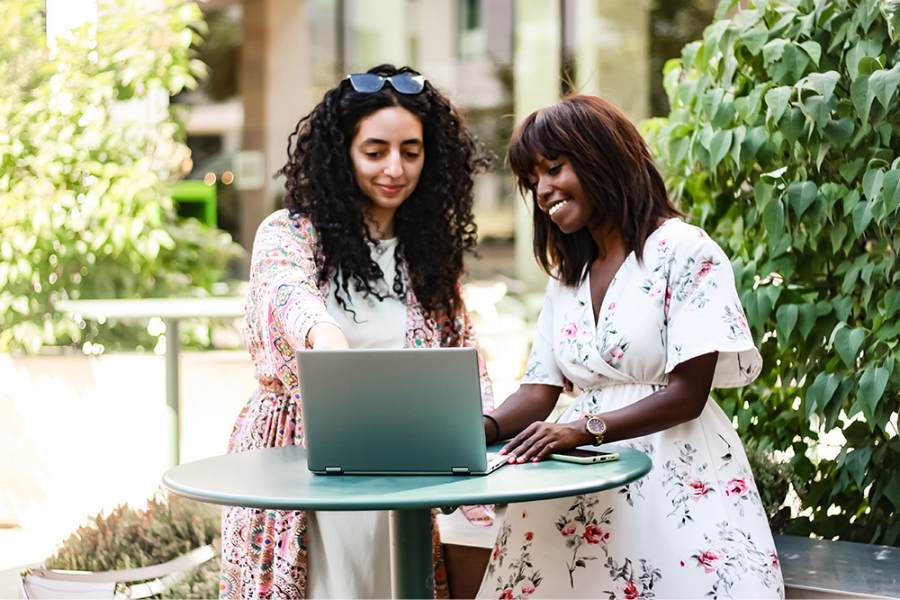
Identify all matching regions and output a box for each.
[346,72,426,95]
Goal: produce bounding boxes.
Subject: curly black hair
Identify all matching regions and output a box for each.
[279,64,492,340]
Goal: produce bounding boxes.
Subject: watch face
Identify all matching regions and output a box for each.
[587,416,606,435]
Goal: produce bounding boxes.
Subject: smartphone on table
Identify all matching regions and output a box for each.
[549,446,619,464]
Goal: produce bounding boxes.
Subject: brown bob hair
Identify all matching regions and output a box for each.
[508,95,681,287]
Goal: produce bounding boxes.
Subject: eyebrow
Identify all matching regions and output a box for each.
[359,138,423,146]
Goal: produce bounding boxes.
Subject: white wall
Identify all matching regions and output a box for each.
[0,351,255,568]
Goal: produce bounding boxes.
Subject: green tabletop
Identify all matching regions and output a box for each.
[163,444,650,509]
[163,444,650,598]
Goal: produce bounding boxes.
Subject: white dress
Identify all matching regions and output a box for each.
[307,237,404,599]
[477,219,784,599]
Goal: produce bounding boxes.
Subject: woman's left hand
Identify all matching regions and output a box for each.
[500,421,588,463]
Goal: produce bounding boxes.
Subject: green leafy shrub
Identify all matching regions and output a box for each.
[45,494,220,599]
[645,0,899,544]
[745,442,808,533]
[0,0,243,354]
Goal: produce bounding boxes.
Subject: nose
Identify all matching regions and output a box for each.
[535,175,552,207]
[384,152,403,178]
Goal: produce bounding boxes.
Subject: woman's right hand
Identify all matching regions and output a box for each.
[307,322,350,350]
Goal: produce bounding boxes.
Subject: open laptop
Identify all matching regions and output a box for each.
[296,347,506,475]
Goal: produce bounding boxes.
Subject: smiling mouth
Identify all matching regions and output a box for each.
[547,198,571,216]
[377,184,404,193]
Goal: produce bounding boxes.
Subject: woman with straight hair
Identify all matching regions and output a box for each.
[219,64,494,599]
[477,96,783,599]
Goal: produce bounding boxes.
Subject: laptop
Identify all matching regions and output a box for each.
[296,347,506,475]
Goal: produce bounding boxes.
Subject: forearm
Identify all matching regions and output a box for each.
[500,353,717,462]
[580,382,707,444]
[484,385,560,443]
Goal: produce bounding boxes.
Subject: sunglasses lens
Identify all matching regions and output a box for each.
[388,74,425,94]
[348,73,385,93]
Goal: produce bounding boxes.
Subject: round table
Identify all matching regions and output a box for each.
[163,444,651,598]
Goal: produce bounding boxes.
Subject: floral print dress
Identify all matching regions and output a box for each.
[477,218,783,600]
[219,209,493,599]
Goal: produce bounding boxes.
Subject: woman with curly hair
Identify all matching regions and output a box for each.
[219,64,494,599]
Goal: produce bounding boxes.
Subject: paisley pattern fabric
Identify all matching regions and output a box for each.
[477,219,783,599]
[220,210,493,599]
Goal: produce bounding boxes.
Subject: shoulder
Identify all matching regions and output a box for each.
[256,209,318,244]
[653,218,729,263]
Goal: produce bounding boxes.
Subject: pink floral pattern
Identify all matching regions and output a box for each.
[480,219,782,599]
[221,210,493,599]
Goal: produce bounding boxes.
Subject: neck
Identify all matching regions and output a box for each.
[589,220,625,260]
[365,205,396,239]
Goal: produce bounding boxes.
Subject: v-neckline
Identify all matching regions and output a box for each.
[585,218,680,327]
[587,253,633,327]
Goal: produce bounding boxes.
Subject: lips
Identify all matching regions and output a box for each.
[377,183,405,194]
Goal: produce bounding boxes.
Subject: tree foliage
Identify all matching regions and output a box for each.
[0,0,243,353]
[645,0,899,544]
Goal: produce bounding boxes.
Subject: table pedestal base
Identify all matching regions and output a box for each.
[389,508,434,598]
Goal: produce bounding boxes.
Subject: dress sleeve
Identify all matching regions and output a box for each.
[451,290,494,411]
[245,212,339,384]
[521,278,565,387]
[664,231,762,388]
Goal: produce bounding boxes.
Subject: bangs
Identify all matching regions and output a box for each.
[507,109,567,194]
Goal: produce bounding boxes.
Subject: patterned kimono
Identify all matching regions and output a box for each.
[477,218,784,599]
[220,209,493,599]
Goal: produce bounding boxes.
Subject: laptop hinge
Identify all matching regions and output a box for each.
[325,466,343,474]
[451,467,470,475]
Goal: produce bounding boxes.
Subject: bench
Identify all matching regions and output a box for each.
[438,514,900,599]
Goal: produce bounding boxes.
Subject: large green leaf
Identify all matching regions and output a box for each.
[882,0,900,42]
[763,198,785,250]
[802,71,840,102]
[858,366,890,424]
[765,86,792,124]
[799,41,822,66]
[709,129,733,171]
[852,200,875,234]
[868,64,900,109]
[787,181,818,218]
[823,118,854,149]
[805,372,840,418]
[882,170,900,214]
[834,326,866,368]
[851,74,876,122]
[776,303,799,347]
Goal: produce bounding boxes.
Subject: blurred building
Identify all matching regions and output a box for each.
[186,0,652,282]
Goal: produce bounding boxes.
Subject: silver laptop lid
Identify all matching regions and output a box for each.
[296,347,490,475]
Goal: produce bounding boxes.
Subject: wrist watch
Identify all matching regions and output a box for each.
[585,413,607,445]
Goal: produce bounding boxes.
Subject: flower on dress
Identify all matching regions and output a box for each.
[560,521,578,536]
[689,479,712,499]
[725,478,749,496]
[697,257,716,279]
[524,531,534,541]
[562,322,579,338]
[498,588,514,600]
[582,523,610,544]
[607,302,616,311]
[609,346,625,361]
[623,579,640,600]
[658,238,669,246]
[694,550,721,573]
[491,544,501,561]
[770,551,780,569]
[520,581,536,596]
